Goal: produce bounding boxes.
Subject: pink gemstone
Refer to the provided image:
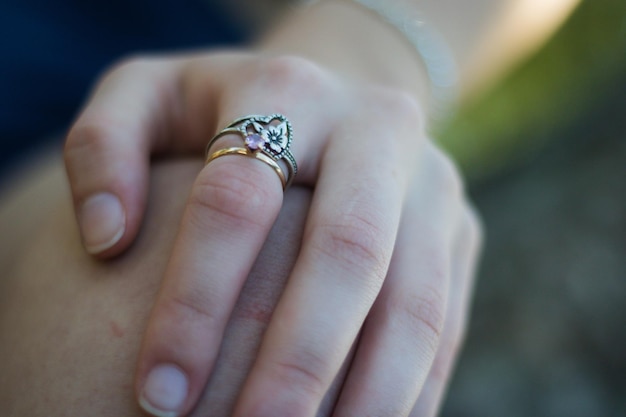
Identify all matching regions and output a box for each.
[245,133,265,150]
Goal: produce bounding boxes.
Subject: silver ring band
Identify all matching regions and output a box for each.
[206,113,297,188]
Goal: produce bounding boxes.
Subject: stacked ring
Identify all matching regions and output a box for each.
[205,114,298,189]
[205,146,287,189]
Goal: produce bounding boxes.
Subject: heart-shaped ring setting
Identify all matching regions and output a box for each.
[237,114,293,159]
[205,113,297,189]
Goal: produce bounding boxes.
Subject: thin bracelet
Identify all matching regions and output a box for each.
[303,0,459,119]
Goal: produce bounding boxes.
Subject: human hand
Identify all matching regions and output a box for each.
[0,156,344,416]
[64,52,482,416]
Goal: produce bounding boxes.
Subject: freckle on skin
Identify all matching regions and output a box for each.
[109,321,124,338]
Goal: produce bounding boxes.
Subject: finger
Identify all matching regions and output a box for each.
[191,186,311,414]
[211,56,342,183]
[64,53,247,257]
[135,151,284,417]
[330,143,464,416]
[188,187,356,417]
[135,57,340,417]
[64,56,183,256]
[231,90,421,417]
[410,203,483,417]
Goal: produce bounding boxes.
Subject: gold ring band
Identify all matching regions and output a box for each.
[205,114,297,189]
[205,146,287,189]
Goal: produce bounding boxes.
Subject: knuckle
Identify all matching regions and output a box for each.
[64,122,114,165]
[252,55,334,105]
[261,55,328,86]
[310,213,390,283]
[366,87,426,133]
[271,351,328,400]
[166,291,219,326]
[188,160,277,229]
[63,121,136,195]
[397,287,446,355]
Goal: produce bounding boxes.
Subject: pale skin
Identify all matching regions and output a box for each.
[59,0,495,415]
[0,156,478,417]
[65,52,481,416]
[0,0,576,417]
[0,159,342,417]
[3,0,573,415]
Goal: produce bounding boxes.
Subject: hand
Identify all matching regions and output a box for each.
[64,52,482,416]
[0,156,342,416]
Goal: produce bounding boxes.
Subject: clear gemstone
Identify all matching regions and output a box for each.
[245,133,265,150]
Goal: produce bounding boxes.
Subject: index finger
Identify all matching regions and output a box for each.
[63,53,246,257]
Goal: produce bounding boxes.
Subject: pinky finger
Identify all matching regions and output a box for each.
[410,205,483,417]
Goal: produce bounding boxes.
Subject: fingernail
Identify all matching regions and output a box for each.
[139,364,189,417]
[78,192,125,254]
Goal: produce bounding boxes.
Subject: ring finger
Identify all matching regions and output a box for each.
[135,57,341,417]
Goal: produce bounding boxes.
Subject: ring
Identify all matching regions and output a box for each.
[205,147,287,189]
[205,113,297,189]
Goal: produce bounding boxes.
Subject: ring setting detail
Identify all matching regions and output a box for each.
[205,114,297,189]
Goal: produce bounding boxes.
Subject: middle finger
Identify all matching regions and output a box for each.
[232,90,423,416]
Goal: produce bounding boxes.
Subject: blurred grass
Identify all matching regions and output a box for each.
[437,0,626,182]
[435,2,626,416]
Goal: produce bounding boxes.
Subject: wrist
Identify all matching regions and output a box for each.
[256,0,432,109]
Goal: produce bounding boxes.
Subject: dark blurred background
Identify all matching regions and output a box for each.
[439,1,626,415]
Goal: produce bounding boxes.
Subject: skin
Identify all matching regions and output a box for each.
[0,157,336,416]
[0,0,575,415]
[63,52,483,417]
[59,1,491,415]
[0,156,479,417]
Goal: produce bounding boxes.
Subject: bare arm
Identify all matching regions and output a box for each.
[258,0,577,102]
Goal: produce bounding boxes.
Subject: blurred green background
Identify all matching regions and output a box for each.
[438,0,626,415]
